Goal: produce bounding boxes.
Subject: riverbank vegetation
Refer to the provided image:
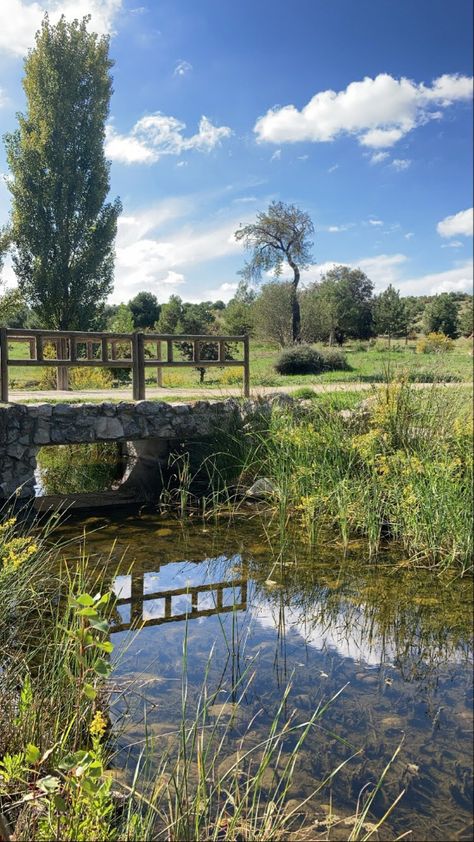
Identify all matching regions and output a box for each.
[178,379,472,574]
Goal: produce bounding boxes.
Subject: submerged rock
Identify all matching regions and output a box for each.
[246,477,278,499]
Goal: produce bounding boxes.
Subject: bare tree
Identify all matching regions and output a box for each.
[235,201,314,342]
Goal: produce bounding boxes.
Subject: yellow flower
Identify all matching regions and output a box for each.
[90,710,107,740]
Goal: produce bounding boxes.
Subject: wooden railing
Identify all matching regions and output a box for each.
[0,327,250,402]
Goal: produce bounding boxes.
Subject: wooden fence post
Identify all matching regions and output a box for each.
[243,334,250,398]
[57,336,69,391]
[156,340,163,387]
[132,332,146,400]
[0,328,9,402]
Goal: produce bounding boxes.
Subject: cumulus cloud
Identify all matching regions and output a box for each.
[0,0,122,57]
[368,219,384,226]
[105,113,232,165]
[437,208,473,238]
[302,253,473,297]
[112,200,241,301]
[254,73,473,151]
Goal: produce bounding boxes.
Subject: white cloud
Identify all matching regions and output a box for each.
[174,60,193,77]
[113,201,242,302]
[254,73,473,151]
[328,164,339,173]
[270,149,281,161]
[437,208,473,238]
[308,253,473,297]
[361,128,404,148]
[405,232,415,240]
[105,113,232,165]
[401,260,473,295]
[441,240,463,248]
[325,224,353,233]
[232,196,258,204]
[392,158,411,171]
[0,0,122,57]
[368,219,384,226]
[370,151,389,164]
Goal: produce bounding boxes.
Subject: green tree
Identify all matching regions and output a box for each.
[459,299,473,337]
[253,282,294,347]
[155,295,184,333]
[4,15,122,330]
[235,201,314,342]
[128,291,161,330]
[305,267,374,344]
[373,284,408,346]
[423,293,459,338]
[107,303,134,333]
[224,282,256,336]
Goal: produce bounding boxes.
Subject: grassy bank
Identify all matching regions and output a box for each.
[190,379,473,573]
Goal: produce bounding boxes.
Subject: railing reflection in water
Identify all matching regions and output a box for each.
[111,566,248,632]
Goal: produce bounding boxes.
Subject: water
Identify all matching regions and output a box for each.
[61,511,473,840]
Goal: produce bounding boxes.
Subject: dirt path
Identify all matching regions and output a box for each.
[7,381,471,403]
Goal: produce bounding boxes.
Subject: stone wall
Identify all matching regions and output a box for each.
[0,397,288,502]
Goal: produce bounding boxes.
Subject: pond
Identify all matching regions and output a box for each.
[57,510,473,841]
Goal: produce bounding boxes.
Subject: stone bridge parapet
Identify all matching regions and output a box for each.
[0,397,288,502]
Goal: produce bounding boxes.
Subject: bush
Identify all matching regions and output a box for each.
[275,345,325,375]
[70,367,113,390]
[416,332,454,354]
[321,348,350,370]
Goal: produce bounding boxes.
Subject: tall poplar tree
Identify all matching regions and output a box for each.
[4,15,122,330]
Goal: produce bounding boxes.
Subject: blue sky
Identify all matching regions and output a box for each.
[0,0,472,304]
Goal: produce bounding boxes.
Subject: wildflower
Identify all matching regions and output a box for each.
[90,710,107,740]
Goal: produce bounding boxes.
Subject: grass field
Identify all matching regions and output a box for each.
[6,336,473,392]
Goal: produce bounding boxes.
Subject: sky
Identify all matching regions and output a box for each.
[0,0,473,305]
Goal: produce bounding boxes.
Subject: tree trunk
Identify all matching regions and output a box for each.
[288,257,301,343]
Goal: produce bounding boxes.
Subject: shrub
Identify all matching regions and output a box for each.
[416,332,454,354]
[321,348,350,370]
[275,345,325,375]
[352,341,368,352]
[70,367,113,390]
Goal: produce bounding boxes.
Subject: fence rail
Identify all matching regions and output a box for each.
[0,327,250,402]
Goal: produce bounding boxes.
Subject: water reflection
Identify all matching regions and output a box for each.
[110,563,248,632]
[68,514,472,840]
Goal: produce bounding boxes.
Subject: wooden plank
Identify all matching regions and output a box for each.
[243,334,250,397]
[0,327,9,402]
[9,359,133,368]
[156,340,163,387]
[36,336,44,362]
[143,359,243,368]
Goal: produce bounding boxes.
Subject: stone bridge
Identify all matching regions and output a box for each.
[0,397,282,504]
